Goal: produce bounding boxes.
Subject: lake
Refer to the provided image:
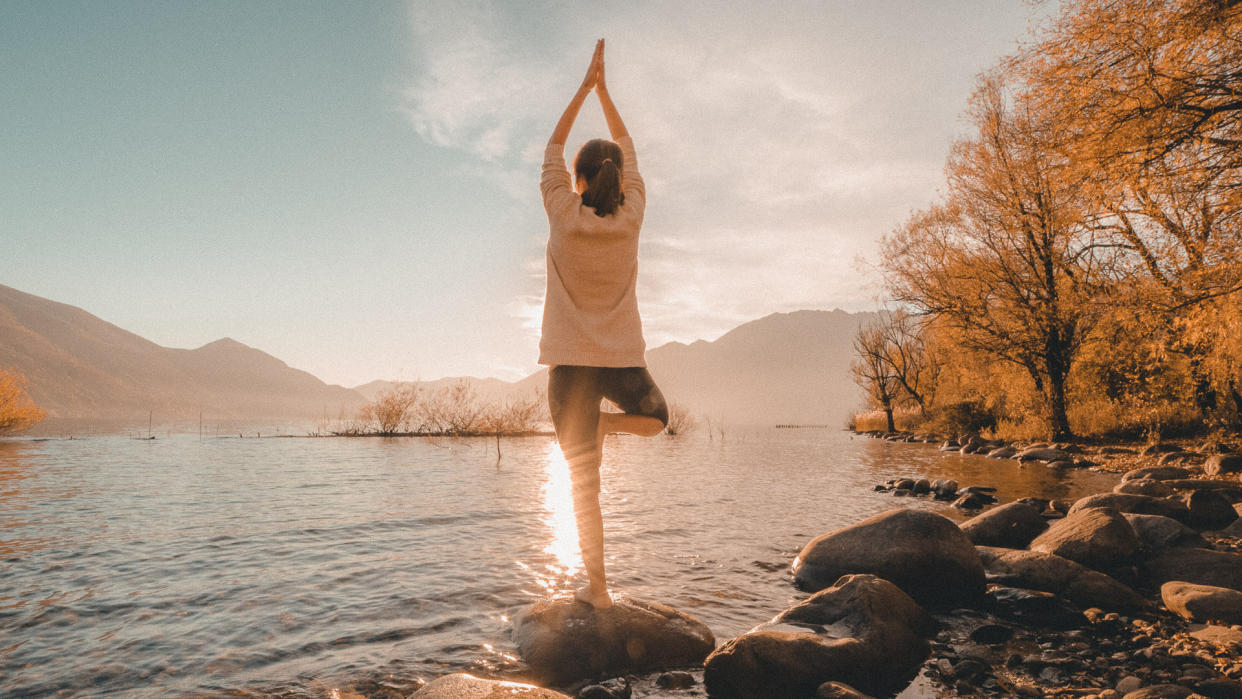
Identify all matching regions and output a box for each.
[0,427,1119,697]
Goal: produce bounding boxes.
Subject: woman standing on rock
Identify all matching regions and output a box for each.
[540,39,669,609]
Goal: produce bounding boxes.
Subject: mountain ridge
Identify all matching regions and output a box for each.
[1,283,871,426]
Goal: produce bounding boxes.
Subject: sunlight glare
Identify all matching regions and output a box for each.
[542,443,581,579]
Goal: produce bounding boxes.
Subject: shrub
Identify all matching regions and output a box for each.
[0,369,46,435]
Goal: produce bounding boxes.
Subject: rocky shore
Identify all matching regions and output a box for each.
[403,433,1242,699]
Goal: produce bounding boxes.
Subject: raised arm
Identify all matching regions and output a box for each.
[548,40,603,147]
[593,40,629,141]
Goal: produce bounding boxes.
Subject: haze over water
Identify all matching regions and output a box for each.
[0,429,1118,697]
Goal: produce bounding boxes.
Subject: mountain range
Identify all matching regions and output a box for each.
[0,283,873,426]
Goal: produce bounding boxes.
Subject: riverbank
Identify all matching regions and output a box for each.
[854,430,1242,698]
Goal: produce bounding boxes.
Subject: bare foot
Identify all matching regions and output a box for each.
[574,585,613,609]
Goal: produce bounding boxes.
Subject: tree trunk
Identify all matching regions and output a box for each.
[884,407,895,433]
[1046,375,1072,442]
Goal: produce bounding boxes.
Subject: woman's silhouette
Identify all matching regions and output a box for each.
[540,40,669,609]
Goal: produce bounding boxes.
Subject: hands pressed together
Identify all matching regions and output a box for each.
[579,39,608,95]
[549,38,627,147]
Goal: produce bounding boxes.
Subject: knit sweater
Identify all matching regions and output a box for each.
[538,136,647,367]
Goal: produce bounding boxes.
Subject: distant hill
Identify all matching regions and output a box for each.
[0,282,874,426]
[353,376,517,403]
[353,310,874,426]
[509,309,876,426]
[0,284,365,420]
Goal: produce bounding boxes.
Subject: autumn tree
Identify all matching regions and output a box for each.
[882,79,1110,440]
[852,322,902,433]
[1018,0,1242,424]
[1020,0,1242,176]
[0,369,46,435]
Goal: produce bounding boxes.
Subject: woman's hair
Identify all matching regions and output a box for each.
[574,139,625,217]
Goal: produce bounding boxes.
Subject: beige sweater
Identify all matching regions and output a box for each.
[539,136,647,367]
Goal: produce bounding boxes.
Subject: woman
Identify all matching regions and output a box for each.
[540,39,669,610]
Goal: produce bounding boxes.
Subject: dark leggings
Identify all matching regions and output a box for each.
[547,366,669,468]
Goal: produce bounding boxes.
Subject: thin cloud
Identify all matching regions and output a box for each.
[402,1,1032,360]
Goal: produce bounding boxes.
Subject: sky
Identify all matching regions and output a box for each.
[0,1,1053,387]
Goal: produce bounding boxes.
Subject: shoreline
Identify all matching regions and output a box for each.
[851,429,1242,698]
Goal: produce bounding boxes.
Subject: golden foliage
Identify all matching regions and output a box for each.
[0,368,46,435]
[864,0,1242,440]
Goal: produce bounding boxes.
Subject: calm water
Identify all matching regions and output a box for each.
[0,428,1119,697]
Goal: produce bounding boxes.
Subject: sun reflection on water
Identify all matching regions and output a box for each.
[540,443,581,583]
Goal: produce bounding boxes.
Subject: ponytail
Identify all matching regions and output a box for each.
[574,139,626,217]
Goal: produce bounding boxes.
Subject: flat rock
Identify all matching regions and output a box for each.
[1205,454,1242,476]
[704,574,931,698]
[1161,581,1242,624]
[1122,466,1193,482]
[1188,624,1242,648]
[816,681,874,699]
[1143,548,1242,591]
[512,597,714,686]
[410,674,571,699]
[1122,513,1208,550]
[1069,493,1190,522]
[1029,507,1139,570]
[975,546,1146,609]
[959,502,1049,549]
[1122,685,1196,699]
[1115,479,1175,497]
[1015,447,1070,462]
[792,508,985,607]
[1159,479,1242,494]
[986,446,1018,459]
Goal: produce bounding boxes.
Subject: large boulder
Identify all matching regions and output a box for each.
[1029,507,1139,570]
[976,546,1146,609]
[511,597,714,686]
[959,502,1049,549]
[1161,581,1242,625]
[1205,454,1242,476]
[1143,548,1242,592]
[1122,466,1193,482]
[1068,493,1189,522]
[411,674,570,698]
[1115,479,1174,497]
[704,574,932,698]
[792,509,985,607]
[1122,513,1208,551]
[1182,489,1239,530]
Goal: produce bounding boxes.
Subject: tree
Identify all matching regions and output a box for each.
[1018,0,1242,424]
[882,78,1109,440]
[0,369,46,435]
[874,310,938,413]
[359,384,420,435]
[852,322,902,433]
[1020,0,1242,177]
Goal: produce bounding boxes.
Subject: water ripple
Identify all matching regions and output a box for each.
[0,430,1117,696]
